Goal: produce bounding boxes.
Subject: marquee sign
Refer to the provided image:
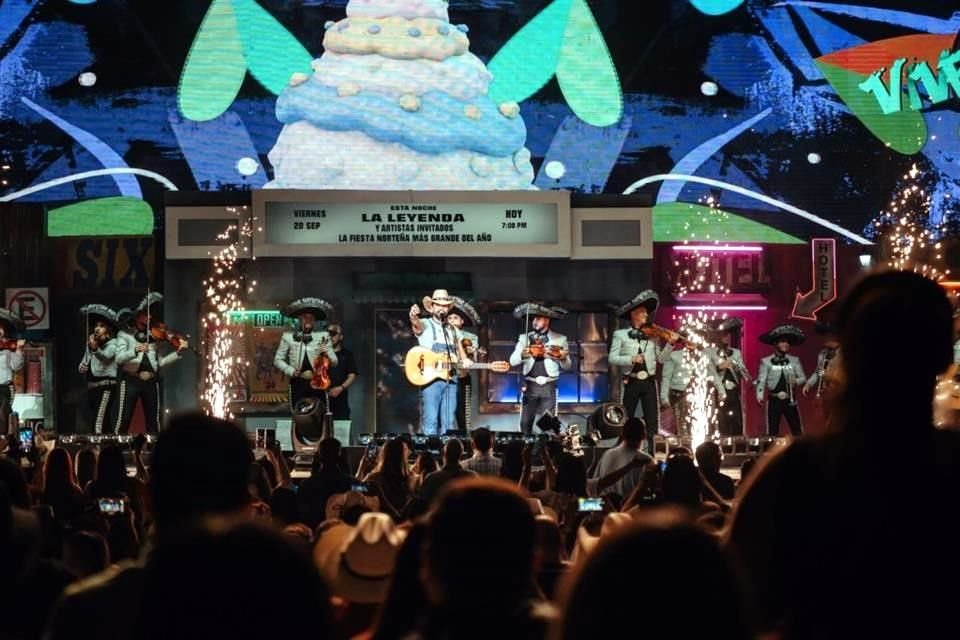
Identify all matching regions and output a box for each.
[252,190,571,258]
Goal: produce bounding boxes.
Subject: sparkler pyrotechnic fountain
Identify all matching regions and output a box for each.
[872,164,950,282]
[201,207,255,419]
[669,195,734,451]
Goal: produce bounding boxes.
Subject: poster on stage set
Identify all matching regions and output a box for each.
[2,0,957,248]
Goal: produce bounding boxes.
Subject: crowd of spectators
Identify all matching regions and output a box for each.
[2,271,959,639]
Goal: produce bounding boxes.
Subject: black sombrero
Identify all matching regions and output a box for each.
[814,320,837,336]
[513,302,568,320]
[713,317,743,333]
[136,292,164,313]
[80,304,119,328]
[0,309,25,335]
[281,297,334,320]
[449,297,481,326]
[615,290,659,319]
[759,324,806,346]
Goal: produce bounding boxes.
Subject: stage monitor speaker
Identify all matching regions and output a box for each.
[588,403,627,440]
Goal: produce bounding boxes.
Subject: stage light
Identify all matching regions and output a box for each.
[859,253,873,268]
[290,397,330,450]
[588,403,627,439]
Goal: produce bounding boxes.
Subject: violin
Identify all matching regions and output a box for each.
[311,348,332,391]
[638,323,701,350]
[149,320,196,354]
[0,339,20,352]
[527,333,566,359]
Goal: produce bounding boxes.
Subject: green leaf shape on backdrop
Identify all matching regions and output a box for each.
[488,0,572,104]
[555,0,623,127]
[48,197,154,237]
[232,0,313,95]
[653,202,804,244]
[178,0,246,122]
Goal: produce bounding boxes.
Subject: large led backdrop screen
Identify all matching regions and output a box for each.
[2,0,959,244]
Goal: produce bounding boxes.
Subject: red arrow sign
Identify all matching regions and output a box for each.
[791,238,837,321]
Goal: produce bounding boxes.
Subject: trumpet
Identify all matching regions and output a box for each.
[717,347,752,383]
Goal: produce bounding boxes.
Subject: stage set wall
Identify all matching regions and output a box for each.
[161,242,865,440]
[162,256,653,440]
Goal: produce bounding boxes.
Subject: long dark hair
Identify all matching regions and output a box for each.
[43,447,79,496]
[95,445,127,492]
[374,438,409,480]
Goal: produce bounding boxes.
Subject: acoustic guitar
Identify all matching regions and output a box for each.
[404,346,510,386]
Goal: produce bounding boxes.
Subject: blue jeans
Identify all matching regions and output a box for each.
[421,379,458,435]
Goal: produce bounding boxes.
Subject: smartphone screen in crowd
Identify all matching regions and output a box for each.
[18,427,34,452]
[98,498,125,515]
[578,497,604,512]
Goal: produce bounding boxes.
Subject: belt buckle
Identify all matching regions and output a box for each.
[775,391,788,400]
[636,371,649,380]
[724,380,736,390]
[139,372,155,381]
[534,376,550,385]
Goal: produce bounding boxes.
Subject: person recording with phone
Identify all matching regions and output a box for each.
[0,308,26,436]
[409,289,472,435]
[274,297,338,415]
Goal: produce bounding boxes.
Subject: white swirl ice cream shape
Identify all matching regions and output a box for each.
[266,0,536,190]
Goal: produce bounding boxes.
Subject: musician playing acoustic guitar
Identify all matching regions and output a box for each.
[274,297,338,415]
[410,289,472,436]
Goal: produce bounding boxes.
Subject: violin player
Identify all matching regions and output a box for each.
[609,290,677,456]
[509,303,572,435]
[273,297,338,415]
[78,304,122,434]
[115,293,189,434]
[447,297,483,431]
[0,308,25,436]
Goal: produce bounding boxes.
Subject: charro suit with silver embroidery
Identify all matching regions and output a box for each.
[273,330,337,376]
[609,328,673,452]
[79,337,122,433]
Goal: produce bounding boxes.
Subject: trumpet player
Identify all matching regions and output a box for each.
[803,321,840,399]
[78,305,122,433]
[711,317,751,437]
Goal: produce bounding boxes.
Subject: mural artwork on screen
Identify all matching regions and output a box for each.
[0,0,957,244]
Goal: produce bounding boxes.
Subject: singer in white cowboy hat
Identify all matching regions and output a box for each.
[409,289,472,435]
[0,308,25,436]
